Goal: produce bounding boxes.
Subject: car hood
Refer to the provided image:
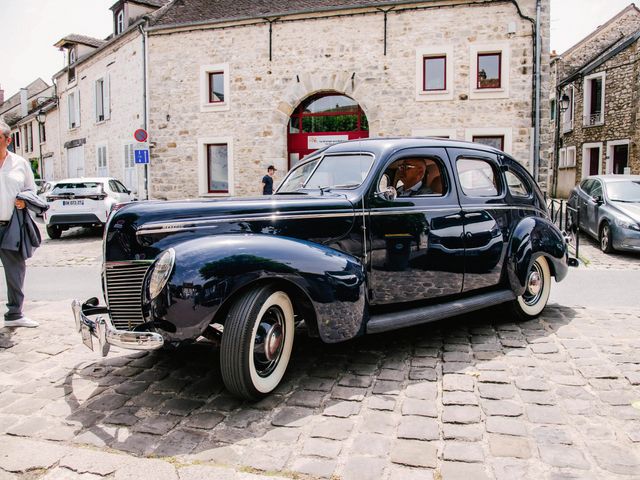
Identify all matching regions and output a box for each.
[611,201,640,222]
[105,194,357,262]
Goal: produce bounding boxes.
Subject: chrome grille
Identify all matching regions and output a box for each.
[105,262,152,330]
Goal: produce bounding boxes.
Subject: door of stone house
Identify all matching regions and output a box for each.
[612,144,629,174]
[67,145,85,178]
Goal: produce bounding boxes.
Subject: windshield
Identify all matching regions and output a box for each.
[278,153,374,193]
[607,180,640,202]
[52,182,103,195]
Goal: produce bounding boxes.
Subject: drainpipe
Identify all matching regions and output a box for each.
[533,0,542,183]
[139,21,149,200]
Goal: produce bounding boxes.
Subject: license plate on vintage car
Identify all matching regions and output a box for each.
[63,200,84,206]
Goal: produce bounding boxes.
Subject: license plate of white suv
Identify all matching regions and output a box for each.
[63,200,84,206]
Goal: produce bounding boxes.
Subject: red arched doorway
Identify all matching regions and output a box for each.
[287,92,369,168]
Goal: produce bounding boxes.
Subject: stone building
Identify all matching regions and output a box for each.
[552,4,640,198]
[0,79,59,181]
[144,0,551,199]
[51,0,168,197]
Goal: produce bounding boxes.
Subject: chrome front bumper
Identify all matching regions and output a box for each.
[71,299,164,357]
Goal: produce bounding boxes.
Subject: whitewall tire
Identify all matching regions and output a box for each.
[221,285,294,400]
[509,256,552,320]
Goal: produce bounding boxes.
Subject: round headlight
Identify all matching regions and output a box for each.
[148,248,175,300]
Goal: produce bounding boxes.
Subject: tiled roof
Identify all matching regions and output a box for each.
[151,0,432,28]
[55,34,106,48]
[0,79,50,115]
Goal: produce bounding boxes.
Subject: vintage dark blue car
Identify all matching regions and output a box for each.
[73,138,570,400]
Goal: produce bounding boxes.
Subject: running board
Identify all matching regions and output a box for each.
[366,289,516,334]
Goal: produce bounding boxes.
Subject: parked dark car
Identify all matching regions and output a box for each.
[73,138,570,400]
[568,175,640,253]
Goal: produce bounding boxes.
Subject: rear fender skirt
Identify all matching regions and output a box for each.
[147,234,366,344]
[506,217,569,295]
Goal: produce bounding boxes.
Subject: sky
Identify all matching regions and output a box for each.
[1,0,637,99]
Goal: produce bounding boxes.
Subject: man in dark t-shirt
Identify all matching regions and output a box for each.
[261,165,276,195]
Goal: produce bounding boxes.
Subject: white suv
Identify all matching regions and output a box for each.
[43,177,135,239]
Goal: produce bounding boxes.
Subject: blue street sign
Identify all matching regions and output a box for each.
[134,149,149,164]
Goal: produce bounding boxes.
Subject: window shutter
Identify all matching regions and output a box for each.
[93,80,98,123]
[68,94,73,128]
[104,74,111,120]
[75,90,81,127]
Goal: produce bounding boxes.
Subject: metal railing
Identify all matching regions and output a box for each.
[584,112,603,126]
[547,198,580,264]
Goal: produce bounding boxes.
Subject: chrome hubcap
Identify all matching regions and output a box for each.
[253,306,286,377]
[523,262,544,306]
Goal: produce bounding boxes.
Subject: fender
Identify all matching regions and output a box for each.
[144,234,366,344]
[506,217,568,295]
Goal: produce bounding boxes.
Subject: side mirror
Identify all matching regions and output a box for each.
[593,195,603,205]
[376,186,397,201]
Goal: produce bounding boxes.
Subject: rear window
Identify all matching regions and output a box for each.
[456,158,499,197]
[52,182,103,195]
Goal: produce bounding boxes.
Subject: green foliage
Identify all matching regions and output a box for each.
[29,158,41,179]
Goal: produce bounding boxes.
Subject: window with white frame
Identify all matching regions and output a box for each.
[558,146,576,168]
[116,9,125,35]
[561,86,574,133]
[465,128,512,154]
[207,144,229,193]
[11,131,20,148]
[198,138,233,196]
[97,144,108,176]
[68,91,80,129]
[123,143,138,193]
[24,123,33,153]
[39,121,46,143]
[68,48,77,83]
[200,64,230,112]
[469,43,510,99]
[416,46,453,101]
[95,76,110,123]
[583,72,605,127]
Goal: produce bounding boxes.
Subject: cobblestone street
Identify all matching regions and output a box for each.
[1,229,639,479]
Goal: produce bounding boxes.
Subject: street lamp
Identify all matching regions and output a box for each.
[35,110,46,181]
[559,93,571,112]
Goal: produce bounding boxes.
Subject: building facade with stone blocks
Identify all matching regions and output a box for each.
[145,0,551,200]
[51,0,169,198]
[551,4,640,198]
[0,79,60,181]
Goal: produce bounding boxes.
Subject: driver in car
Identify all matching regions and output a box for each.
[396,159,433,196]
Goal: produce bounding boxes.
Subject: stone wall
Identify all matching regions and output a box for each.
[147,0,549,199]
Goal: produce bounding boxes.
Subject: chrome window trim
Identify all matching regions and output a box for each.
[136,211,356,235]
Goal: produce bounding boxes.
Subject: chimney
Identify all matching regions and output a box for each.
[0,85,4,104]
[20,88,28,117]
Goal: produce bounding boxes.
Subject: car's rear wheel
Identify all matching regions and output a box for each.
[599,222,614,253]
[46,225,62,240]
[220,285,294,401]
[507,256,551,321]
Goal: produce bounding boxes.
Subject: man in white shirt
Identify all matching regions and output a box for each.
[0,119,39,328]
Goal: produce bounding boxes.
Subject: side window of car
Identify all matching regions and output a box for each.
[108,180,118,193]
[505,170,530,198]
[590,181,603,199]
[380,157,446,197]
[580,179,594,196]
[456,158,499,197]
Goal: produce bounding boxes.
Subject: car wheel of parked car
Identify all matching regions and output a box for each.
[221,285,295,401]
[599,222,614,253]
[46,225,62,240]
[508,256,551,320]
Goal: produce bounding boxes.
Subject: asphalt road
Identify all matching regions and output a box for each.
[1,262,636,310]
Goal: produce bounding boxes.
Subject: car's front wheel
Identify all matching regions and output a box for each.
[220,285,294,401]
[46,225,62,240]
[600,222,614,253]
[507,256,552,321]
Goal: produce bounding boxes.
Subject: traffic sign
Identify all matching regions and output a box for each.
[134,129,148,142]
[134,149,149,164]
